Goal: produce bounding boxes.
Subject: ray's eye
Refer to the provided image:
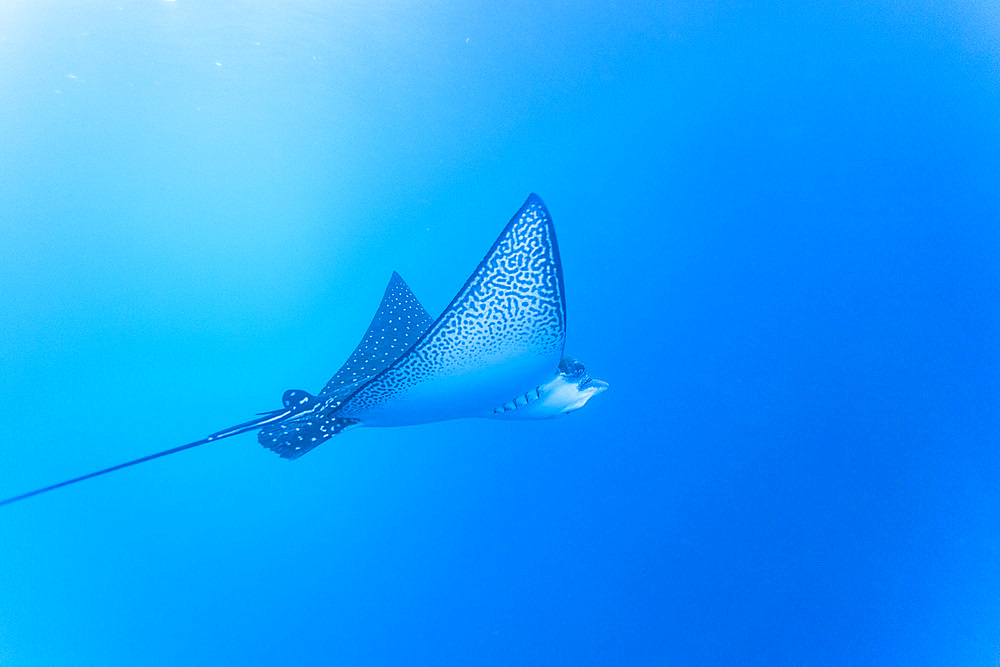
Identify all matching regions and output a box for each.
[558,355,586,379]
[282,389,315,409]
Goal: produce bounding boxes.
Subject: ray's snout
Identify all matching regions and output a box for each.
[556,355,608,413]
[559,355,608,405]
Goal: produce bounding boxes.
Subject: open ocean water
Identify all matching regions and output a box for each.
[1,2,998,665]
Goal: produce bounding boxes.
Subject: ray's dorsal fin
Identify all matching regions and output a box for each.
[334,193,567,425]
[321,271,433,396]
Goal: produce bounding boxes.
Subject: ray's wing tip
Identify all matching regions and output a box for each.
[388,270,417,295]
[524,192,547,210]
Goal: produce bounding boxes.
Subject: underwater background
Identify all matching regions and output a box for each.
[1,1,998,664]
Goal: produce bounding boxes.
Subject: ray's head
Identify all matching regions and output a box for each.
[489,355,608,420]
[553,355,609,414]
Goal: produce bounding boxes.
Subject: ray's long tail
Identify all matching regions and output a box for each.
[0,408,293,508]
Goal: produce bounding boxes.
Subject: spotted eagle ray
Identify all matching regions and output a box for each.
[0,194,607,506]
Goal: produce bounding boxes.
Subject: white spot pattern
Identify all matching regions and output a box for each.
[258,272,431,459]
[337,194,566,417]
[258,194,568,457]
[321,271,433,396]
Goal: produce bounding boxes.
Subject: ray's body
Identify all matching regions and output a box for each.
[0,194,607,506]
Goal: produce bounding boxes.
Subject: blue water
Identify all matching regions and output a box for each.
[1,2,997,664]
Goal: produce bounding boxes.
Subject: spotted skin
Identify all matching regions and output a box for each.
[337,193,566,425]
[258,271,432,459]
[256,412,358,459]
[260,193,575,457]
[321,271,433,396]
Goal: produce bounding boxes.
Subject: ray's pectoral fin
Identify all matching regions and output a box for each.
[257,272,431,459]
[257,194,607,459]
[320,271,433,397]
[335,194,569,426]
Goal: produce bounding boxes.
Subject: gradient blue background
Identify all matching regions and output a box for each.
[1,2,998,664]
